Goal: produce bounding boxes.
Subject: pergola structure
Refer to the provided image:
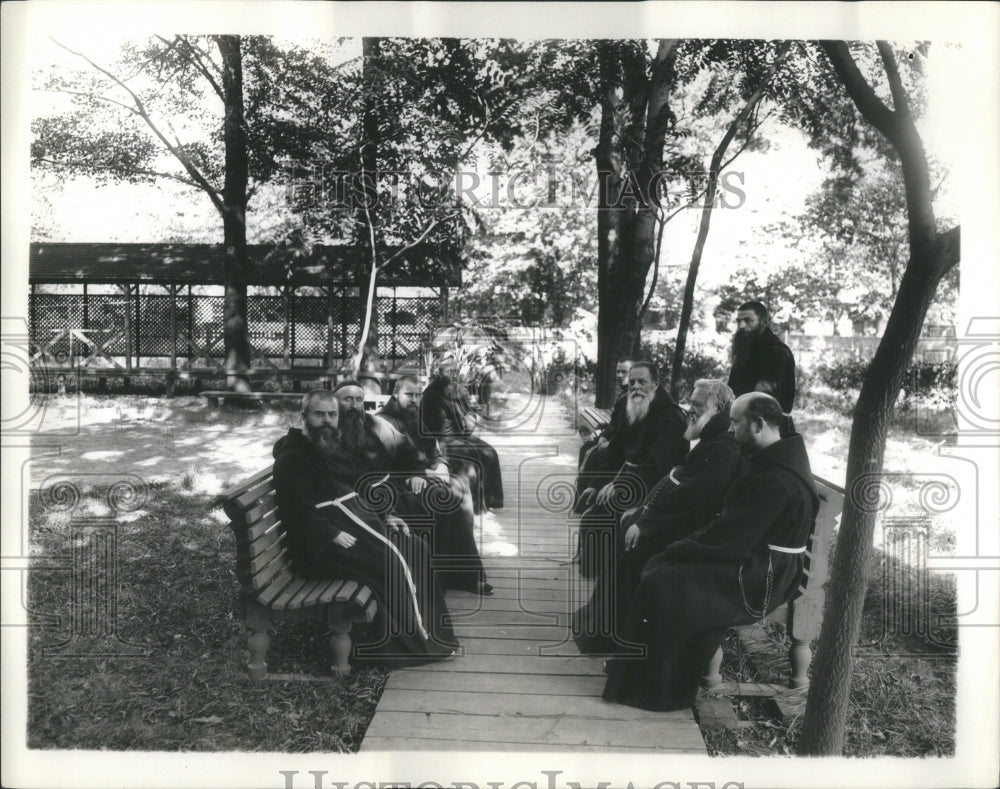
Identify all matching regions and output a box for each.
[28,242,459,390]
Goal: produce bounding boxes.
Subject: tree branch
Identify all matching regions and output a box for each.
[50,37,225,214]
[36,86,139,116]
[820,41,898,142]
[34,157,206,191]
[876,41,911,121]
[168,35,226,102]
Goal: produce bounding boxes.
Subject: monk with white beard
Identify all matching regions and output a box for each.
[576,361,688,579]
[573,379,743,653]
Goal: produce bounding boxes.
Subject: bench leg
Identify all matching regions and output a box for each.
[244,600,271,680]
[701,646,724,688]
[788,637,811,688]
[329,609,353,676]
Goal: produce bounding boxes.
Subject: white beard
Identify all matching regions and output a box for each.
[684,409,714,441]
[626,393,651,424]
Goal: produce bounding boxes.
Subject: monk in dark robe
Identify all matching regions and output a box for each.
[375,376,492,595]
[420,356,503,513]
[575,360,688,579]
[272,389,458,667]
[573,379,741,653]
[602,393,819,711]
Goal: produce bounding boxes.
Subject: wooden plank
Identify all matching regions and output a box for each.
[451,637,583,657]
[385,670,605,697]
[375,688,692,721]
[449,624,572,642]
[361,737,697,753]
[403,653,605,676]
[364,711,704,750]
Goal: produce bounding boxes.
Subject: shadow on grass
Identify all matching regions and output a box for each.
[26,482,388,752]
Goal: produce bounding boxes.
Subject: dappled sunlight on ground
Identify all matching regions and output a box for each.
[30,396,288,489]
[476,510,519,557]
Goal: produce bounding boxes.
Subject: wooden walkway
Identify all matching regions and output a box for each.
[361,394,706,753]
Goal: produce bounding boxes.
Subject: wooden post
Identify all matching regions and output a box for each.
[325,286,335,372]
[282,286,291,369]
[289,287,296,368]
[122,284,133,373]
[169,284,178,371]
[167,284,178,398]
[83,283,89,330]
[187,285,194,363]
[133,284,141,369]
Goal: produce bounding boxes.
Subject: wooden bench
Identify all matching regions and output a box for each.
[219,467,378,679]
[203,390,391,413]
[701,475,844,689]
[580,406,613,437]
[575,403,844,689]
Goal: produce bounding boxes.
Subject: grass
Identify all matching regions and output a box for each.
[701,544,957,757]
[27,481,388,752]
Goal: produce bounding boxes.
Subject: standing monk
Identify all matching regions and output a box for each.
[727,301,796,433]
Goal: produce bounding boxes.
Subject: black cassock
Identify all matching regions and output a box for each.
[273,428,458,666]
[576,387,688,579]
[421,374,503,512]
[376,398,487,593]
[572,414,742,654]
[602,433,819,711]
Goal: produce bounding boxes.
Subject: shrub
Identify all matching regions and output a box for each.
[814,358,956,412]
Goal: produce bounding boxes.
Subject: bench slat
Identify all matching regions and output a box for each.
[249,538,287,574]
[285,579,330,611]
[252,566,291,601]
[301,579,339,607]
[247,510,281,545]
[270,577,312,610]
[359,597,378,623]
[243,494,278,528]
[237,486,276,515]
[319,579,356,605]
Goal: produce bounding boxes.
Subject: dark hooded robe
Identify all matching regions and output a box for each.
[727,326,797,413]
[577,386,688,579]
[602,432,819,711]
[574,390,628,513]
[374,396,488,593]
[272,428,458,666]
[421,373,504,512]
[572,412,742,653]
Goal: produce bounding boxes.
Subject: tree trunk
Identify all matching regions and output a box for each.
[799,236,956,753]
[217,35,251,392]
[593,41,677,407]
[798,40,961,755]
[355,36,383,387]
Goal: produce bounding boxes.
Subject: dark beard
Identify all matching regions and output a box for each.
[401,403,421,439]
[305,424,342,459]
[339,409,367,456]
[730,328,759,365]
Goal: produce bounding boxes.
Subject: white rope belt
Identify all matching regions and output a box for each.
[768,543,807,554]
[316,492,428,640]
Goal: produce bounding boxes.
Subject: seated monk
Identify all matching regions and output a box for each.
[603,393,819,711]
[574,357,632,514]
[420,355,503,514]
[575,360,688,579]
[272,388,458,667]
[375,376,493,596]
[573,379,741,653]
